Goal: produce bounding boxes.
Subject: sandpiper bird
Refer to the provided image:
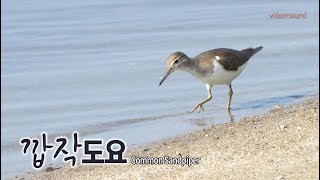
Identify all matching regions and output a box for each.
[159,46,263,113]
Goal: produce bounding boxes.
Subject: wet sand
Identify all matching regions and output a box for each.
[19,96,319,180]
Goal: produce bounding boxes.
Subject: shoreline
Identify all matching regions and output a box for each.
[17,96,319,180]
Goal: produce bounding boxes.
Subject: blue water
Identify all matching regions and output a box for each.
[1,0,319,178]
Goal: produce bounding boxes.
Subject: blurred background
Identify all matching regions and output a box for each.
[1,0,319,178]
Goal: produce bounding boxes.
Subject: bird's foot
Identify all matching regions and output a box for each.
[189,103,205,114]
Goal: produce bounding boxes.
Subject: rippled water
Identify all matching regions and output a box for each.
[1,0,319,178]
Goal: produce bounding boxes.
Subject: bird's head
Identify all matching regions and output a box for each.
[159,51,190,86]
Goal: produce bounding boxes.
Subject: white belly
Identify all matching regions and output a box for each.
[201,60,247,85]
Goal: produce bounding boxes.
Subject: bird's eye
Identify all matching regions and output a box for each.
[174,60,179,64]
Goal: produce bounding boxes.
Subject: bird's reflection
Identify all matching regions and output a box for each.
[227,109,235,122]
[187,108,235,127]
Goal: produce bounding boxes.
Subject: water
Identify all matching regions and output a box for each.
[1,0,319,178]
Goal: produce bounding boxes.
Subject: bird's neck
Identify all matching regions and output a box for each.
[180,59,199,76]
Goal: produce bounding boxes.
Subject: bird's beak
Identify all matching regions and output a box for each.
[159,67,174,86]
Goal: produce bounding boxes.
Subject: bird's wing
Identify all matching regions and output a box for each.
[193,52,215,73]
[215,49,250,71]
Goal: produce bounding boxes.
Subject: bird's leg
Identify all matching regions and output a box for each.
[227,84,233,110]
[189,84,212,114]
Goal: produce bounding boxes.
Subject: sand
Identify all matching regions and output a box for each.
[17,96,319,180]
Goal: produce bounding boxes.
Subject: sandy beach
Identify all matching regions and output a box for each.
[16,96,318,180]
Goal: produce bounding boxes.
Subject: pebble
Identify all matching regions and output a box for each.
[45,167,54,172]
[274,105,283,110]
[143,148,150,152]
[280,125,288,130]
[276,175,286,180]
